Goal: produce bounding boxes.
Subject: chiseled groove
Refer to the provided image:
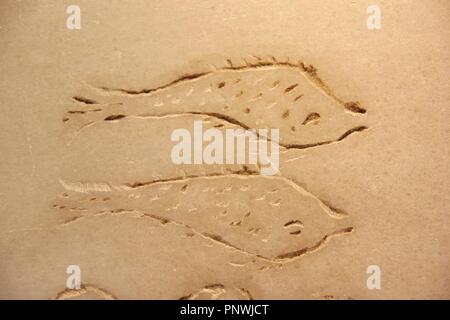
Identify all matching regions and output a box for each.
[72,96,98,105]
[123,168,258,189]
[199,224,353,264]
[274,227,354,261]
[62,207,353,265]
[54,284,117,300]
[58,170,347,219]
[66,109,368,151]
[179,284,226,300]
[239,287,254,300]
[93,61,315,98]
[61,215,84,226]
[179,284,254,300]
[97,72,211,95]
[119,172,347,219]
[142,112,368,150]
[92,58,366,114]
[283,125,369,149]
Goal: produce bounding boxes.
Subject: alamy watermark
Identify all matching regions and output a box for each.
[367,5,381,30]
[366,265,381,289]
[66,5,81,30]
[171,121,280,176]
[66,265,81,289]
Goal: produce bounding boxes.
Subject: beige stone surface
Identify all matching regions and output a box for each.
[0,0,449,299]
